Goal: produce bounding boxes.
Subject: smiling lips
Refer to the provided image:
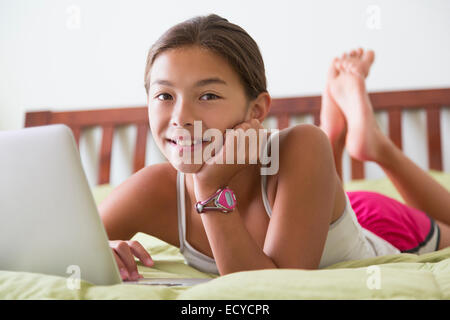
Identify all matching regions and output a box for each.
[167,137,211,152]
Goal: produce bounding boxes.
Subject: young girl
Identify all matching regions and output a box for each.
[100,14,450,281]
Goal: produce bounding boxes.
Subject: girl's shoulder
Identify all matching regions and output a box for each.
[261,124,330,207]
[273,123,334,194]
[134,162,179,210]
[99,162,179,241]
[276,123,330,164]
[128,162,177,198]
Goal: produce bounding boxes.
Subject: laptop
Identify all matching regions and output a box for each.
[0,124,211,287]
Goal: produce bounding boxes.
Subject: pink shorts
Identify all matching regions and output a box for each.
[347,191,441,254]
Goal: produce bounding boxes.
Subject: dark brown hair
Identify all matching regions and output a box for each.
[144,14,267,101]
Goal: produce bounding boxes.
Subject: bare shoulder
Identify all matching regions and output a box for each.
[265,124,332,177]
[98,162,179,243]
[280,124,331,161]
[277,123,336,192]
[118,162,177,197]
[263,124,331,198]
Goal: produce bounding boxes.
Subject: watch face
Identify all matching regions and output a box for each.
[216,188,236,210]
[225,191,234,206]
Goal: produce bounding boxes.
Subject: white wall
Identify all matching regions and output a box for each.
[1,0,449,186]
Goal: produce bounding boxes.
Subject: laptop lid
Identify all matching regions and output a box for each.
[0,124,122,285]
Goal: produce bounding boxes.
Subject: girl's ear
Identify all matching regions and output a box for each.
[248,92,271,122]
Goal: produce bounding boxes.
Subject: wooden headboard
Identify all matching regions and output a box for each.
[24,88,450,185]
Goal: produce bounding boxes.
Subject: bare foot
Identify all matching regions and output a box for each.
[320,48,371,154]
[334,48,374,78]
[320,58,347,147]
[328,49,389,162]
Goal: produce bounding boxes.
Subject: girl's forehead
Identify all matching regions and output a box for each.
[150,47,238,84]
[160,45,222,61]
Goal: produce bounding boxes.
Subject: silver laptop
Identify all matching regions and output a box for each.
[0,124,211,287]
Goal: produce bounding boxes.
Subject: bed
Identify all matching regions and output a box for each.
[1,87,449,299]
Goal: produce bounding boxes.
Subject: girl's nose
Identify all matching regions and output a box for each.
[170,100,195,127]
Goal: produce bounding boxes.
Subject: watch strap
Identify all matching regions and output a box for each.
[195,187,237,213]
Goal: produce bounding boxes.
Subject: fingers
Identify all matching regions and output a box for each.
[127,240,154,268]
[232,119,264,164]
[214,119,265,166]
[235,123,250,159]
[112,250,130,281]
[249,119,264,164]
[116,241,140,280]
[233,118,261,131]
[111,241,145,281]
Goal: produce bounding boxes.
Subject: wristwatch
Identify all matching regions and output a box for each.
[195,187,237,213]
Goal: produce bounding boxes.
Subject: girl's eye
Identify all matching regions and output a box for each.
[200,93,220,101]
[155,93,220,101]
[156,93,172,101]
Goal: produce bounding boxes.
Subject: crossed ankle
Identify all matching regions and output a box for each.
[372,135,398,165]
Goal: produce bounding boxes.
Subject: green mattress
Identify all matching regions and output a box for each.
[1,171,449,299]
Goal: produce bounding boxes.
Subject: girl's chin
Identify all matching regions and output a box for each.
[170,161,205,173]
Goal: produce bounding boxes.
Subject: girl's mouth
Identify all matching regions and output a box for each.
[167,138,210,153]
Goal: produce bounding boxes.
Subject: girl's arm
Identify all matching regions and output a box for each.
[198,124,341,275]
[99,162,178,244]
[263,124,340,269]
[98,163,175,280]
[199,205,277,275]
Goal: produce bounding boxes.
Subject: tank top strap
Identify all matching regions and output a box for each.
[261,175,272,218]
[260,129,280,218]
[176,170,185,253]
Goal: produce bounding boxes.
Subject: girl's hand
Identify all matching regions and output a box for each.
[193,118,266,199]
[109,240,154,281]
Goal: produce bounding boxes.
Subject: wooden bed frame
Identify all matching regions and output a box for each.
[24,88,450,185]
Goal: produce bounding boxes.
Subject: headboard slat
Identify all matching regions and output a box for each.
[134,123,148,173]
[24,111,51,127]
[313,112,321,127]
[70,126,82,147]
[98,125,114,185]
[351,158,365,180]
[426,105,443,171]
[276,114,290,130]
[388,108,403,150]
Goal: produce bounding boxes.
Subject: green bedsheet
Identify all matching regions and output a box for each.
[1,171,450,299]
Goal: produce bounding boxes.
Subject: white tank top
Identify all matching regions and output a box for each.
[176,131,400,275]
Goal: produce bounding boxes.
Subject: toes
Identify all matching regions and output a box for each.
[338,60,346,72]
[361,50,375,76]
[349,65,365,78]
[342,60,350,71]
[356,48,363,57]
[328,57,340,78]
[362,50,375,65]
[335,58,352,74]
[347,63,359,76]
[334,58,343,73]
[348,64,358,74]
[338,58,365,78]
[336,48,375,78]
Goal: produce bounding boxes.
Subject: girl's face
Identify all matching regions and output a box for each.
[147,45,252,173]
